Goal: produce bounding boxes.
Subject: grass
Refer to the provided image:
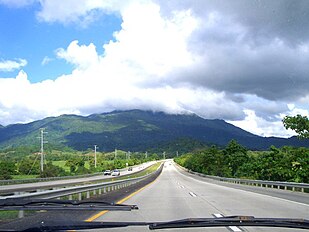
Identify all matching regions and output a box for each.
[0,211,19,223]
[12,175,38,179]
[52,160,70,172]
[52,160,92,171]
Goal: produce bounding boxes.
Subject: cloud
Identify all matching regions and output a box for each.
[56,40,99,69]
[36,0,125,27]
[1,0,309,138]
[0,59,27,72]
[41,56,53,66]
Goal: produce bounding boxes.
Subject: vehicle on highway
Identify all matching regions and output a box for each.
[128,167,133,171]
[103,170,112,175]
[111,169,120,176]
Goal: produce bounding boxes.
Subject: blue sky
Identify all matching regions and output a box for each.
[0,2,121,82]
[0,0,308,137]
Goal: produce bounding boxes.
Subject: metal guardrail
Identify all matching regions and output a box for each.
[175,162,309,193]
[1,163,163,200]
[1,163,163,218]
[0,172,107,185]
[0,162,154,186]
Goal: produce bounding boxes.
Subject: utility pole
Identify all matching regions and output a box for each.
[39,128,47,173]
[115,149,117,160]
[163,151,166,160]
[176,151,179,157]
[94,145,98,168]
[145,151,148,159]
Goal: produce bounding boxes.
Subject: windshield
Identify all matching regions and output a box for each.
[0,0,308,231]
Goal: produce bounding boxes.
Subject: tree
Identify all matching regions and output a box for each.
[283,114,309,139]
[18,157,40,175]
[0,161,16,179]
[65,157,85,173]
[40,162,67,178]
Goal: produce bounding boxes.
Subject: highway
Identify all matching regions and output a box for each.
[90,161,309,232]
[0,161,155,195]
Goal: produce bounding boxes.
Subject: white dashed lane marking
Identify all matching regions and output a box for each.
[213,213,242,232]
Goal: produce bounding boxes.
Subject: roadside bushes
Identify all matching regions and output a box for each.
[174,140,309,183]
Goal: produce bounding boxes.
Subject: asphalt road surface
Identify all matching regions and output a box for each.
[90,161,309,232]
[0,161,155,195]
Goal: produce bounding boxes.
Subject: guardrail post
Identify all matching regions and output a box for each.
[99,188,102,195]
[93,190,96,195]
[78,193,82,200]
[86,191,90,198]
[18,210,24,218]
[69,194,73,200]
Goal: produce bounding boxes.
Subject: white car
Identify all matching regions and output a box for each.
[111,169,120,176]
[103,170,111,175]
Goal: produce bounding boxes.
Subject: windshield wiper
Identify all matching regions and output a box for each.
[149,216,309,230]
[0,199,138,211]
[6,216,308,231]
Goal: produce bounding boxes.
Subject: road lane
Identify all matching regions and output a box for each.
[0,161,155,195]
[176,163,309,205]
[93,161,309,232]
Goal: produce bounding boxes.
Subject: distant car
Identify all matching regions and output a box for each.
[111,169,120,176]
[128,167,133,171]
[103,170,111,175]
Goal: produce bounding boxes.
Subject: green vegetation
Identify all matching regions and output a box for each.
[1,110,309,152]
[0,147,161,180]
[174,140,309,183]
[283,114,309,139]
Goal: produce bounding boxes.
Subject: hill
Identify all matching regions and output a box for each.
[0,110,308,151]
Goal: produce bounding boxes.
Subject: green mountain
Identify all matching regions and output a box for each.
[0,110,308,151]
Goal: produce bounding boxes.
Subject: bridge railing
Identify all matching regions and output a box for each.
[175,162,309,193]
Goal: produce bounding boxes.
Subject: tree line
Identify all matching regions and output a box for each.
[174,140,308,183]
[0,150,160,180]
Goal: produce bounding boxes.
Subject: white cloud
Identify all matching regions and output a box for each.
[228,110,296,138]
[56,40,99,69]
[0,0,308,138]
[41,56,53,66]
[0,59,27,72]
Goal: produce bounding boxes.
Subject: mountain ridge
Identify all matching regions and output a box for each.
[0,109,308,151]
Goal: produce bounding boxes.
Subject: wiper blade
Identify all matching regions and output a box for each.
[150,216,309,230]
[14,220,150,232]
[0,199,138,211]
[8,216,309,232]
